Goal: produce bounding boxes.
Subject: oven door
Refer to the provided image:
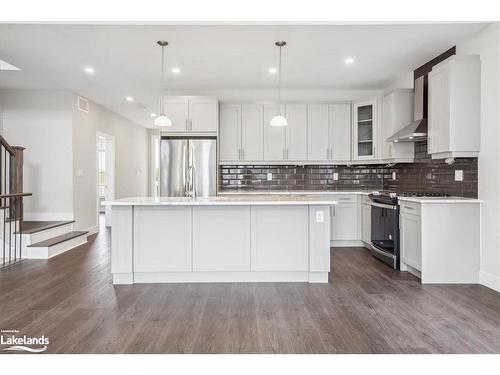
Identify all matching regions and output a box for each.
[370,201,399,267]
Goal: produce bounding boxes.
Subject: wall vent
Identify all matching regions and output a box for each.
[77,96,89,113]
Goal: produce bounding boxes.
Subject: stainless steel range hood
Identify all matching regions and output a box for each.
[387,76,427,143]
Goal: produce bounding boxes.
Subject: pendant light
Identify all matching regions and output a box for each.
[270,41,287,127]
[154,40,172,127]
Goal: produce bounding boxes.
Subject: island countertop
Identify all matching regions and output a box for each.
[105,196,339,206]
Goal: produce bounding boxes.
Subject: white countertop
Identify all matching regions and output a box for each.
[105,196,339,206]
[398,196,482,204]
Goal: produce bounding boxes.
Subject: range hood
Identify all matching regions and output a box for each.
[387,76,427,143]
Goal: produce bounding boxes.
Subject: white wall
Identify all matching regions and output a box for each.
[457,23,500,291]
[0,90,74,220]
[72,96,149,234]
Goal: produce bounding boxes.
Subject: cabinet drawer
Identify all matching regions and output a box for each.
[399,201,421,215]
[335,194,357,204]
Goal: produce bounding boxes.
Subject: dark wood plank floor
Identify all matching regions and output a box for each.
[1,220,499,354]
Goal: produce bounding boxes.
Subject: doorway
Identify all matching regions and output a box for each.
[96,132,115,229]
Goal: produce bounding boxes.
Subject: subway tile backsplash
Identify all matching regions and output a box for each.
[219,141,478,198]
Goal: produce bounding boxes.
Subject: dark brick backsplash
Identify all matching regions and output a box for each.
[219,141,478,197]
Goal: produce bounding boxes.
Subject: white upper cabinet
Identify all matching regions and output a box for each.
[352,99,378,161]
[219,104,241,162]
[330,103,351,163]
[428,55,480,159]
[163,97,189,132]
[163,96,218,134]
[307,104,330,161]
[285,104,308,160]
[241,104,264,161]
[188,97,218,132]
[382,90,414,163]
[264,104,286,161]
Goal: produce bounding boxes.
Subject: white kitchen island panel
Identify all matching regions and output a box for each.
[106,196,336,284]
[193,206,251,271]
[133,206,192,273]
[251,205,309,272]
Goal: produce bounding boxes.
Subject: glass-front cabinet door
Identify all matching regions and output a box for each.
[352,99,377,160]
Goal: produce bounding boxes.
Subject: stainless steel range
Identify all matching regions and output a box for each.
[368,191,449,269]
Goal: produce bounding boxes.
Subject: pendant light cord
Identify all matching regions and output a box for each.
[278,44,282,109]
[160,45,165,114]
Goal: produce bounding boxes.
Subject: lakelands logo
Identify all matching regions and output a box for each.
[1,329,49,353]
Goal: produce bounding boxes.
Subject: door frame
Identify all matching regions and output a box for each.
[96,131,115,229]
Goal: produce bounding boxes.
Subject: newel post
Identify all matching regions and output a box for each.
[10,146,25,194]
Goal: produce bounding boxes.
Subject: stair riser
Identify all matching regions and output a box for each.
[27,223,74,244]
[26,235,87,259]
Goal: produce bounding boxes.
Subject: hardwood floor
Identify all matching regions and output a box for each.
[1,221,499,354]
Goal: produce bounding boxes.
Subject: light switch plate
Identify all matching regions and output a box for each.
[333,173,339,181]
[77,169,84,177]
[267,172,273,181]
[392,172,397,180]
[315,211,324,223]
[455,170,463,181]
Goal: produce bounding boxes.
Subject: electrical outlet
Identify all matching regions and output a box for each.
[267,172,273,181]
[392,172,396,180]
[333,173,339,181]
[315,211,324,223]
[455,170,463,181]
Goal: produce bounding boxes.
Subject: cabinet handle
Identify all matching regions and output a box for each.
[241,149,245,160]
[326,148,330,159]
[185,119,189,130]
[283,149,286,160]
[403,206,415,210]
[189,119,193,131]
[286,149,289,159]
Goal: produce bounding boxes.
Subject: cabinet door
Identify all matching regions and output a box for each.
[307,104,330,161]
[382,94,393,160]
[189,97,218,132]
[352,100,377,160]
[400,212,421,270]
[163,97,189,132]
[133,206,192,272]
[330,104,351,162]
[251,206,309,271]
[285,104,308,160]
[428,67,450,154]
[330,203,358,241]
[193,206,251,271]
[241,104,264,161]
[362,203,371,243]
[219,104,241,162]
[263,104,286,161]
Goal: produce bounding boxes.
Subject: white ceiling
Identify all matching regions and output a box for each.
[0,23,488,127]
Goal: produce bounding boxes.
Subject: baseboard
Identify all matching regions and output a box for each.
[85,225,99,236]
[331,240,365,247]
[24,212,74,221]
[479,270,500,292]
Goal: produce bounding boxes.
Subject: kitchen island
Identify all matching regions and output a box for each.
[106,196,337,284]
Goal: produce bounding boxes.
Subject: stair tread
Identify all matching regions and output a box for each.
[28,231,88,248]
[16,220,75,234]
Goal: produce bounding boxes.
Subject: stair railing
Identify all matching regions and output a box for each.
[0,135,31,268]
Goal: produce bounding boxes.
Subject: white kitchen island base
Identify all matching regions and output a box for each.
[107,197,337,284]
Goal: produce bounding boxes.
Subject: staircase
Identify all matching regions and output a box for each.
[1,136,88,266]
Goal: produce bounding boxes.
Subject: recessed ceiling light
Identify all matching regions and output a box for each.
[171,67,180,74]
[344,57,355,65]
[268,67,277,74]
[150,113,157,117]
[84,67,95,74]
[126,96,134,102]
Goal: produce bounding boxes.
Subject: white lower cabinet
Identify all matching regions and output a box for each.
[361,197,371,244]
[330,195,360,242]
[193,206,251,271]
[133,206,192,272]
[400,203,422,271]
[251,206,309,271]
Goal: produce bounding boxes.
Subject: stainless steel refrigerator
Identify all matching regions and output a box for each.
[159,137,217,197]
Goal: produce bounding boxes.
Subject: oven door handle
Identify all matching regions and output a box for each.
[370,244,396,260]
[371,202,397,210]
